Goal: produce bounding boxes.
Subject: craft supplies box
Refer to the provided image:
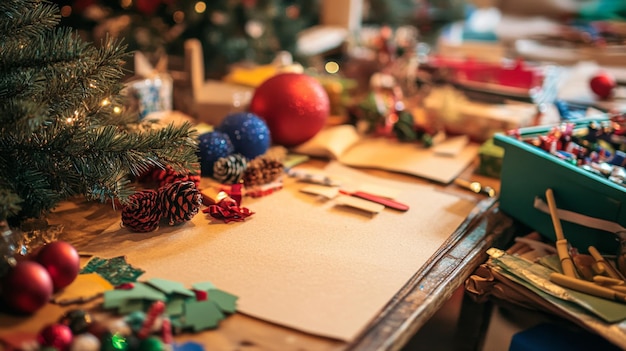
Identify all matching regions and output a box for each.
[493,120,626,254]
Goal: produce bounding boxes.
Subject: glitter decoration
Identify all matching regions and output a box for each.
[0,221,22,277]
[217,112,271,159]
[197,131,235,177]
[80,256,145,286]
[213,154,248,184]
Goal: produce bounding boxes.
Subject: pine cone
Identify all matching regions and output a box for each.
[139,165,201,189]
[242,155,284,187]
[213,154,248,184]
[264,146,288,161]
[121,190,161,233]
[159,181,203,225]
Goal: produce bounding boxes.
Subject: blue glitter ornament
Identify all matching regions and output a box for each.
[197,131,235,177]
[217,112,271,159]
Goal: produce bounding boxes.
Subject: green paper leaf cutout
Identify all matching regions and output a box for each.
[103,282,166,311]
[166,297,186,317]
[182,300,225,332]
[208,289,238,314]
[118,299,145,314]
[147,278,195,297]
[191,281,216,291]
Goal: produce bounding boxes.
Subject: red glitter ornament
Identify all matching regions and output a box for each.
[1,260,53,314]
[249,73,330,147]
[36,241,80,291]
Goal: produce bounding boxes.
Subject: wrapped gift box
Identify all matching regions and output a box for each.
[494,118,626,254]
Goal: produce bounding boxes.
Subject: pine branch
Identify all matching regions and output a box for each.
[0,160,61,221]
[0,0,59,45]
[0,99,50,134]
[0,1,200,224]
[0,187,22,222]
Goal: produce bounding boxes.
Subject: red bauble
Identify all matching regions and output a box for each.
[590,71,616,100]
[249,73,330,147]
[36,241,80,291]
[1,261,53,314]
[38,323,74,351]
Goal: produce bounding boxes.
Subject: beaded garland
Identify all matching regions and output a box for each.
[513,115,626,187]
[27,307,179,351]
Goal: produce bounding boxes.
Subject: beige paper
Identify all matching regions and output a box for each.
[81,163,477,341]
[338,138,479,184]
[294,125,478,184]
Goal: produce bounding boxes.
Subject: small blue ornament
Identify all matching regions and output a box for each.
[197,131,235,177]
[217,112,271,159]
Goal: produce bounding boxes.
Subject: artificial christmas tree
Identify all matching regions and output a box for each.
[0,0,198,228]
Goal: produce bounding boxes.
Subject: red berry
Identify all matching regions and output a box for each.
[590,71,616,100]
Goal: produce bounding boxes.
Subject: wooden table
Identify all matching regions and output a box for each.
[0,160,516,351]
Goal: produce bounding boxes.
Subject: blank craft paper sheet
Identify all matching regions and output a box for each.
[80,162,479,341]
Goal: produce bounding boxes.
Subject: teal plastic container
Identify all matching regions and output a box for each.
[494,121,626,255]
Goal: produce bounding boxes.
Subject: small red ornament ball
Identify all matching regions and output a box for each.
[249,72,330,147]
[590,71,616,100]
[36,241,80,291]
[38,323,74,351]
[1,260,53,314]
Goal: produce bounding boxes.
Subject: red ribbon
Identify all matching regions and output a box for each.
[203,197,254,223]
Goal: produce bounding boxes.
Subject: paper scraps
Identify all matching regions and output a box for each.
[80,256,145,286]
[103,278,238,333]
[52,273,114,305]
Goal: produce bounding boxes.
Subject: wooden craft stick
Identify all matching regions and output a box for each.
[588,245,625,281]
[606,285,626,294]
[593,275,625,286]
[545,188,577,277]
[550,272,626,303]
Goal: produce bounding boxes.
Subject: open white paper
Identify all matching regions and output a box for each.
[79,163,478,341]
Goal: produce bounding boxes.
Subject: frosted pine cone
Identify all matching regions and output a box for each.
[158,181,203,225]
[213,154,248,184]
[121,190,161,232]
